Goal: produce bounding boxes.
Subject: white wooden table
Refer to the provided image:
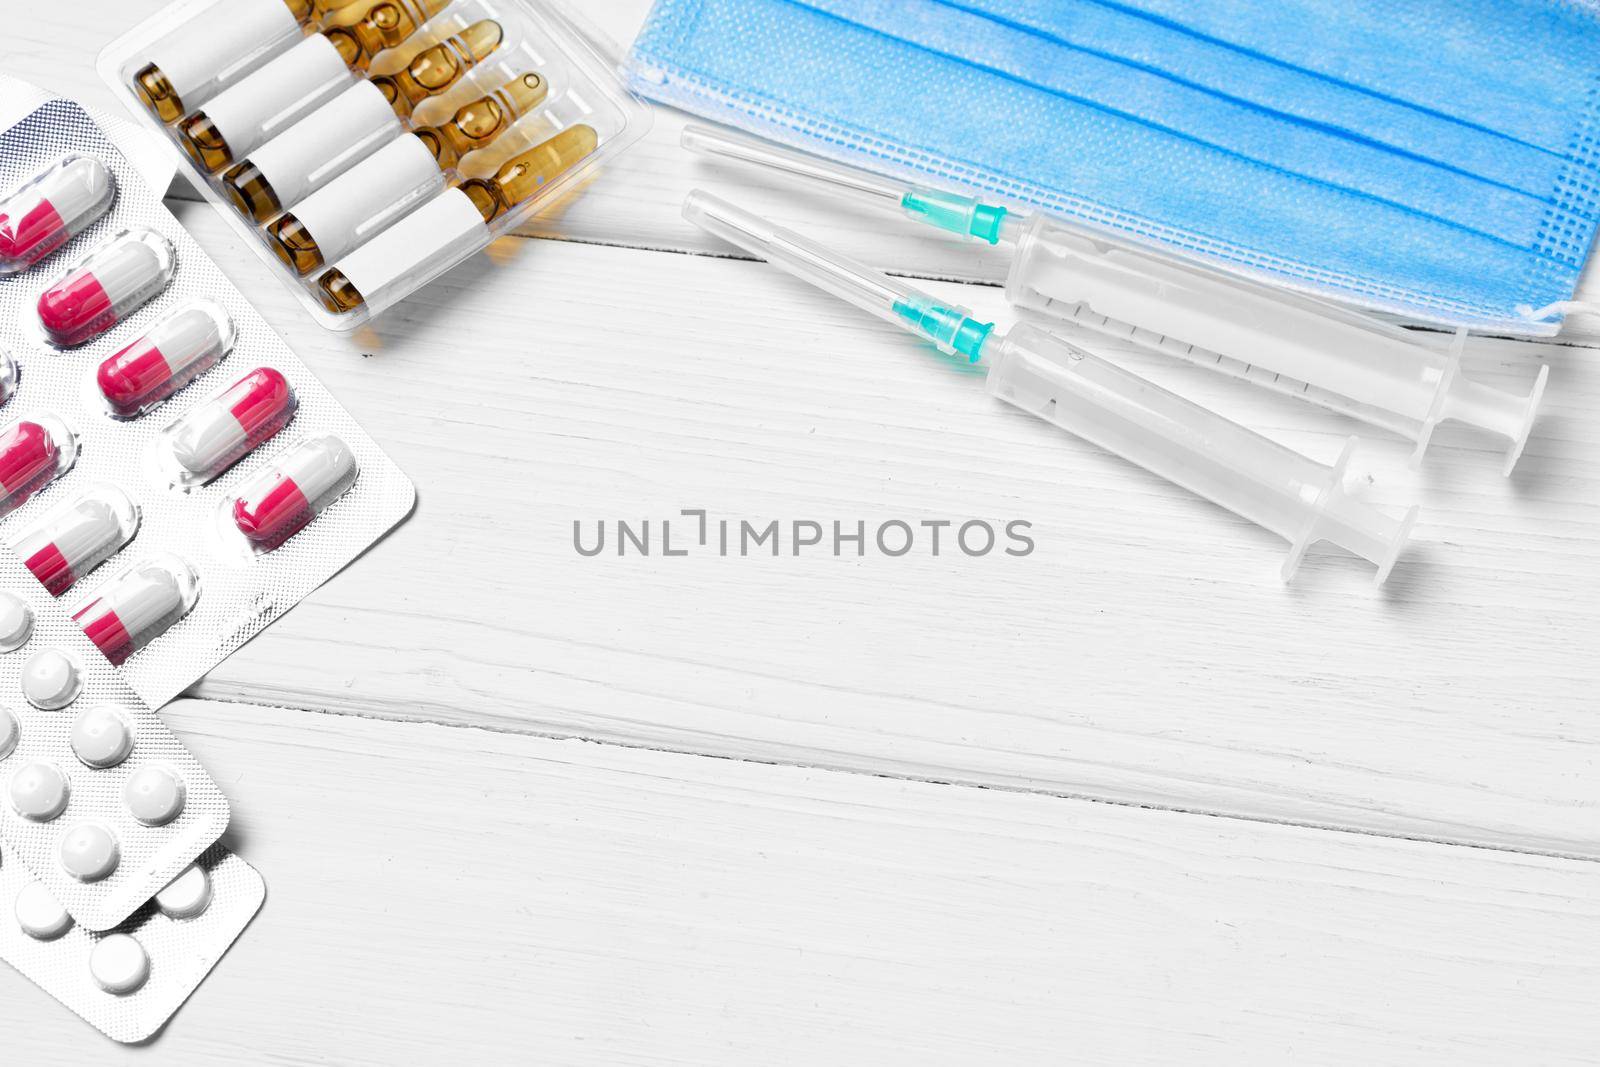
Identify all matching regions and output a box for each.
[7,2,1600,1061]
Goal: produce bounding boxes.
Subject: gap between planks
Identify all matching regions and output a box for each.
[9,697,1600,1065]
[14,3,1600,874]
[182,688,1600,868]
[181,230,1600,867]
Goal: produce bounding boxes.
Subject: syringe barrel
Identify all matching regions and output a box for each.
[985,323,1414,581]
[1006,219,1544,466]
[1008,219,1438,402]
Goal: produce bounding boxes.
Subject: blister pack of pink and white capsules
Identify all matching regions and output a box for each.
[0,97,415,707]
[0,547,229,935]
[1,840,265,1042]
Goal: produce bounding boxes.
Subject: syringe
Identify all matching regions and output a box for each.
[682,125,1547,475]
[684,190,1418,585]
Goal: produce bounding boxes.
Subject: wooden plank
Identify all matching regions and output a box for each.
[10,6,1600,857]
[126,205,1598,860]
[6,700,1600,1064]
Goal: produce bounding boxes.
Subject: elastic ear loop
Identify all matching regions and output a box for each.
[1516,298,1600,322]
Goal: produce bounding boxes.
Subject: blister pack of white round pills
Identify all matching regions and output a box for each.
[0,99,415,708]
[0,548,228,933]
[0,840,264,1042]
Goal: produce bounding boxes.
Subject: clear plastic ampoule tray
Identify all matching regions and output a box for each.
[100,0,651,329]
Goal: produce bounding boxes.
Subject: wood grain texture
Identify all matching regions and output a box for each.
[6,700,1600,1065]
[8,4,1600,858]
[118,203,1595,861]
[6,7,1600,1060]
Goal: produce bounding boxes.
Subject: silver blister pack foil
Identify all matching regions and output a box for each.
[0,99,415,706]
[0,840,264,1043]
[0,546,228,932]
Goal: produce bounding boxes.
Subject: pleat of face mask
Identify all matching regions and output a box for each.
[629,0,1600,333]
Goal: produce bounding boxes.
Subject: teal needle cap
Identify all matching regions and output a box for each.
[891,295,994,362]
[900,189,1008,244]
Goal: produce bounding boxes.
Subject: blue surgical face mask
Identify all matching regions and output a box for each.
[628,0,1600,335]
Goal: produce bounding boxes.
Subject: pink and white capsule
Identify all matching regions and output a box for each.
[73,555,199,667]
[163,367,296,485]
[97,301,235,418]
[13,485,140,597]
[37,229,175,347]
[0,414,78,518]
[232,434,359,551]
[0,155,115,275]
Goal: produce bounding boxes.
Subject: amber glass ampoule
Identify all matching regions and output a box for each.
[133,65,189,124]
[316,124,599,314]
[133,0,352,122]
[456,124,600,222]
[319,0,451,70]
[412,72,549,168]
[268,72,551,276]
[221,23,511,223]
[373,20,506,119]
[177,0,450,171]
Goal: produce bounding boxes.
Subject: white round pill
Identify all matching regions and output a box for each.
[0,706,18,760]
[9,761,69,821]
[71,706,134,768]
[155,863,212,920]
[89,934,149,995]
[14,881,72,940]
[124,766,184,826]
[0,591,31,652]
[60,823,119,882]
[22,648,82,710]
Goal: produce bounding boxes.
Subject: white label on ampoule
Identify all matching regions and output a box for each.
[333,189,488,306]
[203,36,354,161]
[249,82,403,209]
[145,0,302,107]
[289,135,446,264]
